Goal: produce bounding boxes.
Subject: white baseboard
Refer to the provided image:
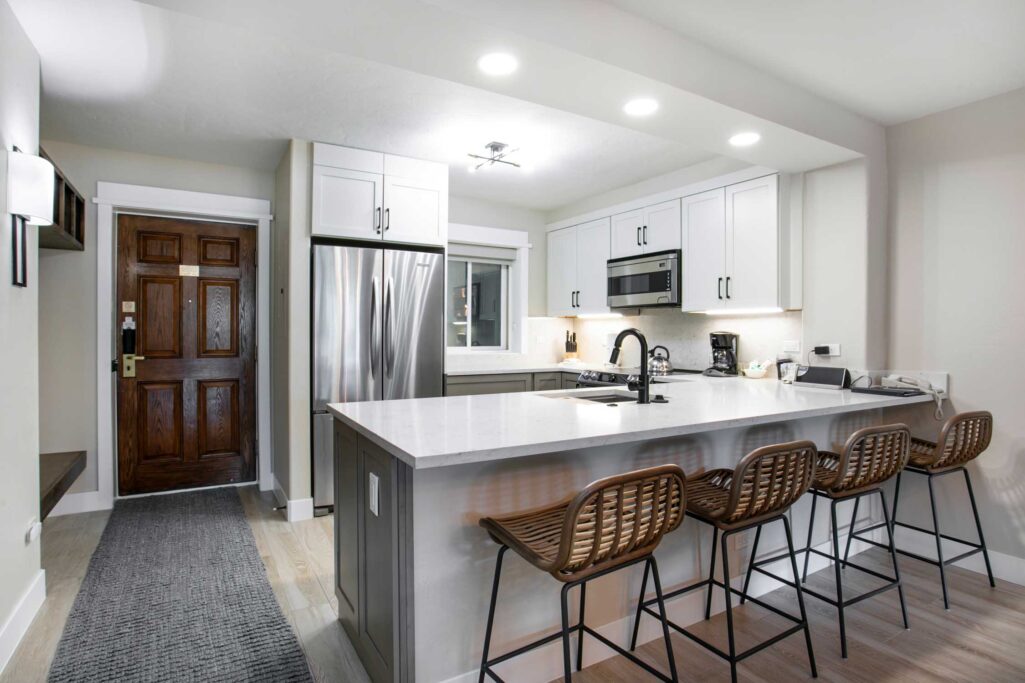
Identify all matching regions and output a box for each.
[48,490,113,517]
[0,570,46,675]
[273,476,314,522]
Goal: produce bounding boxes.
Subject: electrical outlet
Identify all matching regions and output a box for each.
[534,335,545,345]
[782,340,801,354]
[814,343,841,357]
[368,473,379,517]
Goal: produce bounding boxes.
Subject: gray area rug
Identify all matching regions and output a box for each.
[48,489,312,682]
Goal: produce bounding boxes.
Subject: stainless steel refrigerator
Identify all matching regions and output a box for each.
[311,242,444,508]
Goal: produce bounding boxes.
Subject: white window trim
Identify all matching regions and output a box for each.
[448,223,529,353]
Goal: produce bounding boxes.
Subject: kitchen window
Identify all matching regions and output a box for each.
[447,258,509,349]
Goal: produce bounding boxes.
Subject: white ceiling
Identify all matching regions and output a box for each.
[10,0,716,211]
[606,0,1025,125]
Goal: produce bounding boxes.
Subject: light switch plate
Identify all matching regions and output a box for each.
[368,473,379,516]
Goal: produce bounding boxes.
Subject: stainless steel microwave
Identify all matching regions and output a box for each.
[607,249,681,308]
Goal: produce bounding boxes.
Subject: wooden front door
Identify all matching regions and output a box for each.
[116,214,256,495]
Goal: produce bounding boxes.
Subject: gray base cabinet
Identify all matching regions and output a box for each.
[444,371,581,396]
[334,420,414,683]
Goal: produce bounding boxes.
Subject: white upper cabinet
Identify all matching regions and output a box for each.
[682,188,726,312]
[681,175,780,312]
[610,199,681,259]
[311,143,447,246]
[546,217,611,316]
[725,175,778,309]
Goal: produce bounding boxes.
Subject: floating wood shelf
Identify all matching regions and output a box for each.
[40,450,87,519]
[38,147,85,251]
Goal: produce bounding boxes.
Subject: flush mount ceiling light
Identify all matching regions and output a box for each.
[623,98,659,117]
[728,131,761,147]
[477,52,518,76]
[467,142,522,173]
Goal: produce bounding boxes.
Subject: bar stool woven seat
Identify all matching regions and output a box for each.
[752,424,911,658]
[850,411,996,610]
[478,465,686,682]
[635,441,819,683]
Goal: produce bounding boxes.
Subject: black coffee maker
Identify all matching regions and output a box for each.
[703,332,739,377]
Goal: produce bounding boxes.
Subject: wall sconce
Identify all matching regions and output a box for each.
[6,147,54,287]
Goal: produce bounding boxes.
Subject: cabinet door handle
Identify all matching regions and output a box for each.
[726,276,731,299]
[642,225,647,244]
[375,207,381,233]
[575,291,580,307]
[384,207,390,232]
[636,226,641,246]
[570,291,575,308]
[718,277,724,300]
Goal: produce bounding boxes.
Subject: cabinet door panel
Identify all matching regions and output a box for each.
[643,199,682,254]
[575,217,611,313]
[383,175,445,246]
[532,372,561,391]
[312,165,382,240]
[444,373,533,396]
[726,175,778,309]
[546,227,577,316]
[682,189,726,312]
[610,209,643,259]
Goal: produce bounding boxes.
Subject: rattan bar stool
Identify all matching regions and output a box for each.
[478,465,686,682]
[745,424,911,658]
[632,442,819,683]
[847,411,996,609]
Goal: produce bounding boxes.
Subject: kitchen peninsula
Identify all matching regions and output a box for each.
[328,376,932,682]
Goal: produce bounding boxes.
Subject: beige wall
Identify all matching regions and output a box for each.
[37,140,274,495]
[887,87,1025,562]
[0,0,41,663]
[449,195,548,317]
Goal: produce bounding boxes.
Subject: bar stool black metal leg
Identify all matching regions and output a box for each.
[842,496,860,568]
[891,471,903,523]
[740,524,761,605]
[705,526,720,620]
[830,499,848,658]
[878,489,909,629]
[560,583,573,682]
[576,581,587,671]
[479,546,507,683]
[648,557,679,683]
[963,468,996,587]
[720,530,738,683]
[927,474,950,609]
[802,492,818,582]
[629,559,650,651]
[782,515,818,678]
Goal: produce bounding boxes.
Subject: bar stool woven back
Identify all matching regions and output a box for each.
[688,440,817,529]
[910,410,992,472]
[816,424,911,496]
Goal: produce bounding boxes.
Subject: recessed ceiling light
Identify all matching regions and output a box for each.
[477,52,518,76]
[728,131,761,147]
[623,98,659,117]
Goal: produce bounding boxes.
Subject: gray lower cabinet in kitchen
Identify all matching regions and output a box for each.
[532,372,562,391]
[444,371,582,396]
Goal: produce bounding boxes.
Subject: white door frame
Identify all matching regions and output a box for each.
[52,182,273,516]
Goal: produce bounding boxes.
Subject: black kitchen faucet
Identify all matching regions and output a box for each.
[609,328,650,404]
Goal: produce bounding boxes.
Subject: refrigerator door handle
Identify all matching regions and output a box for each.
[370,276,380,378]
[385,275,395,377]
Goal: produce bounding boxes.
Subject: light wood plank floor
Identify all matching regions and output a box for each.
[6,486,1025,682]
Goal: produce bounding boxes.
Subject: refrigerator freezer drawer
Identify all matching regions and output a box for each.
[313,413,335,508]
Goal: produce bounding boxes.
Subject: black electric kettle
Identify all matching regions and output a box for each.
[647,345,673,376]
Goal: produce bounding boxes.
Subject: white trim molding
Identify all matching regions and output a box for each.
[0,570,45,675]
[274,476,314,522]
[80,182,274,516]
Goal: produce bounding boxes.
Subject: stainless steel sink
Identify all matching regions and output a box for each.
[542,389,637,403]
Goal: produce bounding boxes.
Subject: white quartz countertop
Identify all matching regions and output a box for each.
[327,377,933,470]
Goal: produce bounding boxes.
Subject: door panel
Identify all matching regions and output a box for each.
[726,175,779,309]
[312,245,383,409]
[117,214,256,495]
[610,209,643,259]
[575,217,611,313]
[312,165,383,240]
[383,250,444,400]
[382,175,445,246]
[643,199,682,254]
[682,188,726,312]
[546,227,576,316]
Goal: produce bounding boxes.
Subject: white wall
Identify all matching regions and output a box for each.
[36,140,274,495]
[0,0,43,670]
[449,195,547,316]
[887,86,1025,563]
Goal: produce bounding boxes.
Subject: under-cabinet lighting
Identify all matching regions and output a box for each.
[576,313,624,320]
[703,307,783,316]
